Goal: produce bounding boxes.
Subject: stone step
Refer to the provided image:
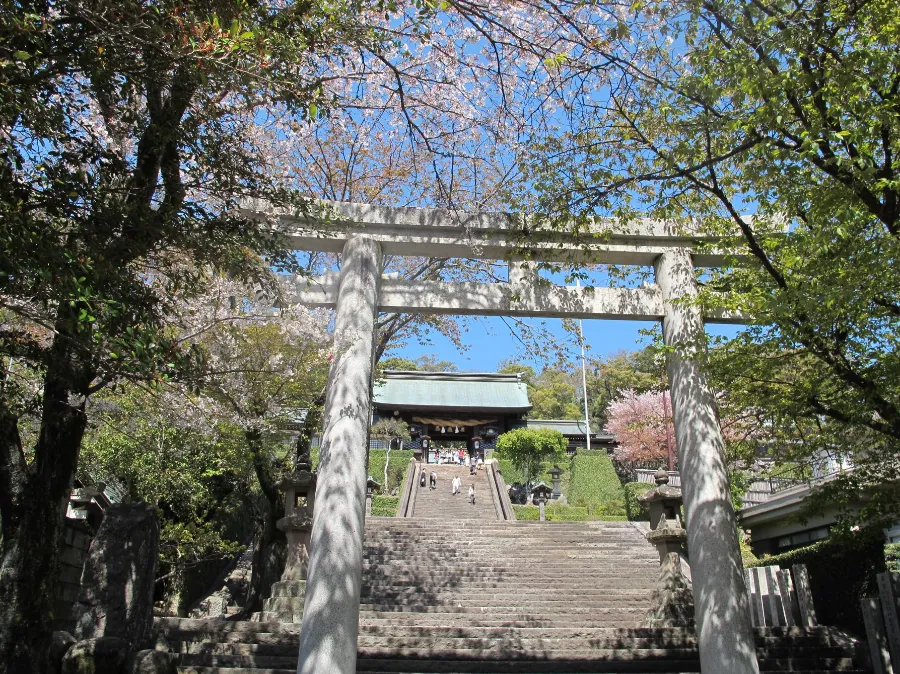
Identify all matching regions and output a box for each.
[360,591,654,600]
[178,660,866,674]
[157,620,850,646]
[173,638,854,658]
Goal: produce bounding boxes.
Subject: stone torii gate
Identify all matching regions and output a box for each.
[266,201,759,674]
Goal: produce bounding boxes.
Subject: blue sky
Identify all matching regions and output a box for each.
[392,316,742,372]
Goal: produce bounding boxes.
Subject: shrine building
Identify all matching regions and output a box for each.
[371,370,613,462]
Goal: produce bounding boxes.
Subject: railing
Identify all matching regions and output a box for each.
[636,469,681,487]
[487,460,517,521]
[637,462,853,508]
[396,458,419,518]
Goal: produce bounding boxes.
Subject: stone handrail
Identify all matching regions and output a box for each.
[397,458,419,518]
[487,460,516,521]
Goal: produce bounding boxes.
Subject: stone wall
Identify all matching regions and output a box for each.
[55,521,94,633]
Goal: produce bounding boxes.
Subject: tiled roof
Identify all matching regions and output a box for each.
[373,371,531,413]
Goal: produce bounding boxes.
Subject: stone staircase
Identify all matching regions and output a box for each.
[156,517,863,673]
[412,464,497,520]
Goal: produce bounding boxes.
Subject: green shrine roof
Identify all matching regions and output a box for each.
[373,371,531,413]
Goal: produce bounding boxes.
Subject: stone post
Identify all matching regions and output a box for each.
[365,476,380,517]
[72,503,159,648]
[297,236,382,674]
[654,249,759,674]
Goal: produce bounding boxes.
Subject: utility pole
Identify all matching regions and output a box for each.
[576,279,591,452]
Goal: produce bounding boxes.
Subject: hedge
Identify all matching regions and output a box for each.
[367,449,414,495]
[371,496,400,517]
[567,454,624,507]
[498,452,625,512]
[512,504,627,522]
[311,448,413,496]
[749,528,887,636]
[623,482,651,521]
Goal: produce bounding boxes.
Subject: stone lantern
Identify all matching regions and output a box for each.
[365,476,381,516]
[471,435,483,460]
[265,446,316,623]
[531,481,553,521]
[415,436,431,463]
[637,467,694,627]
[548,465,563,500]
[638,468,687,559]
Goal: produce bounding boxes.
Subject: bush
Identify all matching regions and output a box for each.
[623,482,651,521]
[749,527,887,636]
[311,448,413,496]
[370,496,399,517]
[496,427,567,485]
[593,500,627,517]
[886,543,900,573]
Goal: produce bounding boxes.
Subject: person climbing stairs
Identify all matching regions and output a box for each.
[412,463,496,520]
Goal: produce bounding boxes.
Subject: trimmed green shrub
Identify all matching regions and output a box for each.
[623,481,651,521]
[497,457,520,485]
[371,496,400,517]
[750,528,887,636]
[886,543,900,573]
[566,453,623,506]
[500,452,626,514]
[496,427,567,484]
[512,504,628,522]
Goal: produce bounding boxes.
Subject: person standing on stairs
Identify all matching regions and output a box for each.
[420,468,426,488]
[468,484,476,504]
[451,475,461,495]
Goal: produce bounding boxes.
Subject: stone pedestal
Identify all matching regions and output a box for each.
[643,551,695,628]
[258,580,307,623]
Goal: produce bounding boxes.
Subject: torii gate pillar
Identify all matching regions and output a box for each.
[297,236,382,674]
[655,249,759,674]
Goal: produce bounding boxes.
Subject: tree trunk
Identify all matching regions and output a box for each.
[0,320,95,673]
[240,429,284,616]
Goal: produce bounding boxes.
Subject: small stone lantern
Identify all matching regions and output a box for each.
[276,470,316,583]
[637,467,694,628]
[548,465,563,500]
[637,468,687,558]
[266,447,316,623]
[365,475,381,516]
[531,481,553,521]
[471,435,483,460]
[415,436,431,463]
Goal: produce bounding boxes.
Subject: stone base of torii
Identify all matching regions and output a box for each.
[257,202,759,674]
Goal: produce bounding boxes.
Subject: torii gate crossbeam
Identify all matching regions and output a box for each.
[277,201,759,674]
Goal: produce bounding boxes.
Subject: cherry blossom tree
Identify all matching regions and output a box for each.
[605,390,677,471]
[606,385,764,476]
[171,276,331,613]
